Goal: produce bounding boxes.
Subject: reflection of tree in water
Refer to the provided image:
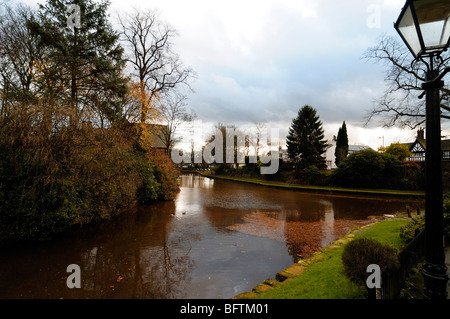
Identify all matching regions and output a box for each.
[77,201,195,298]
[226,211,383,261]
[131,237,195,298]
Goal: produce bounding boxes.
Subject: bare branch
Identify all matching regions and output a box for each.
[118,8,195,122]
[363,34,450,128]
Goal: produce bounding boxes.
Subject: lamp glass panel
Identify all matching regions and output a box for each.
[419,18,450,48]
[414,0,450,51]
[397,5,422,56]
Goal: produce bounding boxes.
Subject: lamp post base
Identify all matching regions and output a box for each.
[422,261,448,299]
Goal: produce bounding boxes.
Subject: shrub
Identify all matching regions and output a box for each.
[332,149,385,188]
[400,162,424,190]
[0,104,178,244]
[400,198,450,244]
[342,238,399,288]
[332,149,403,189]
[148,150,180,201]
[444,199,450,244]
[136,159,160,204]
[384,143,411,161]
[400,215,425,243]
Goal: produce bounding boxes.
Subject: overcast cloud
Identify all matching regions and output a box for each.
[21,0,423,148]
[108,0,414,148]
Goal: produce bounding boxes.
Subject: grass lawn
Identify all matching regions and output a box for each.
[244,218,410,299]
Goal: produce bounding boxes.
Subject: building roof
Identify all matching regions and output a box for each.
[348,145,371,152]
[146,124,169,149]
[408,137,450,152]
[128,123,169,149]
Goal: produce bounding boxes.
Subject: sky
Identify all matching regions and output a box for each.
[18,0,433,149]
[108,0,417,149]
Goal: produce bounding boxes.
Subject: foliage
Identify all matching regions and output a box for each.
[148,149,180,201]
[335,121,348,167]
[0,103,180,244]
[244,156,261,174]
[400,215,425,243]
[400,162,424,190]
[342,238,400,286]
[339,149,386,188]
[330,148,420,189]
[444,198,450,243]
[27,0,128,119]
[285,165,330,186]
[400,197,450,244]
[286,105,328,169]
[382,143,412,162]
[136,159,160,204]
[0,0,183,244]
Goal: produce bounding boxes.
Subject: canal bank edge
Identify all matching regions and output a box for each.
[232,217,404,299]
[192,171,425,199]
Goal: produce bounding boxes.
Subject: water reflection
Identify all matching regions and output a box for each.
[179,174,215,189]
[0,174,422,299]
[321,201,335,248]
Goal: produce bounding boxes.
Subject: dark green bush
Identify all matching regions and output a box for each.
[400,215,425,243]
[137,160,160,204]
[332,149,386,188]
[400,162,424,190]
[342,238,399,287]
[332,149,406,189]
[399,198,450,244]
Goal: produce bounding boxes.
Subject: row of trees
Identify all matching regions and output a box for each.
[0,0,193,243]
[285,105,351,170]
[284,105,421,189]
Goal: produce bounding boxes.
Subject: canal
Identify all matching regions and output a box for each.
[0,174,420,299]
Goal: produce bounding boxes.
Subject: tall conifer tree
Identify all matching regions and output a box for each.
[286,105,327,169]
[335,121,349,167]
[28,0,127,124]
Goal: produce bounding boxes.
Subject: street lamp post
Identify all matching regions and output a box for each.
[394,0,450,299]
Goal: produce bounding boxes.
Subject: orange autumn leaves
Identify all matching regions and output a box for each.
[128,80,160,124]
[226,212,381,259]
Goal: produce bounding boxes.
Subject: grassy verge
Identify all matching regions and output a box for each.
[194,172,425,198]
[235,217,410,299]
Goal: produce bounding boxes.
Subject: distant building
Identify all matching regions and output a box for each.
[146,124,170,150]
[406,128,450,162]
[325,139,372,170]
[128,122,169,150]
[348,145,371,155]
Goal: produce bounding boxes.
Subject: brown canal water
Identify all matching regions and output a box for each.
[0,174,422,299]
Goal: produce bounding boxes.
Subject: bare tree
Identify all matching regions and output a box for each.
[156,93,196,152]
[254,122,266,156]
[118,8,194,123]
[0,3,42,106]
[363,34,450,129]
